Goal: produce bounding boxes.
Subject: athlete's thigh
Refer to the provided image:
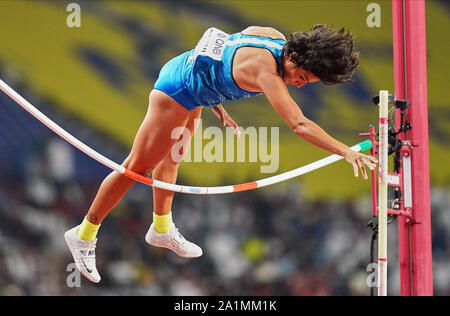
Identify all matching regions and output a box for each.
[186,106,203,135]
[164,106,203,164]
[180,106,203,152]
[124,90,192,171]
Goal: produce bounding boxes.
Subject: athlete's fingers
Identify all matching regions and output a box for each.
[234,127,241,138]
[230,121,241,138]
[227,118,238,130]
[358,159,368,179]
[369,155,378,164]
[219,113,239,138]
[224,116,239,132]
[363,156,376,170]
[353,162,359,177]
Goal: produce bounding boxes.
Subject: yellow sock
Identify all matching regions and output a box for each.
[77,217,100,242]
[153,212,172,234]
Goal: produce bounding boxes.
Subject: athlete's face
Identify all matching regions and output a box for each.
[282,55,320,88]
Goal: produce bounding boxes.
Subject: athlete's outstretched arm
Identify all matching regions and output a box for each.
[257,71,377,178]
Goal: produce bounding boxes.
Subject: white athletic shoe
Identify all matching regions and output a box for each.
[64,226,101,283]
[145,223,203,258]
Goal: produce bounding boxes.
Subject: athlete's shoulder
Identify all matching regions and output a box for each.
[240,26,287,41]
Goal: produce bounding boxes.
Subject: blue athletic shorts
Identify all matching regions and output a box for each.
[153,50,200,111]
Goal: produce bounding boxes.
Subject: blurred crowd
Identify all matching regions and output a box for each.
[0,94,448,295]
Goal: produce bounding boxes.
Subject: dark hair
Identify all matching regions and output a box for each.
[282,24,359,85]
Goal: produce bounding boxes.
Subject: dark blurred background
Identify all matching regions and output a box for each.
[0,0,448,295]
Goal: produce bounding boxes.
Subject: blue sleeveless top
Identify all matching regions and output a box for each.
[184,28,286,107]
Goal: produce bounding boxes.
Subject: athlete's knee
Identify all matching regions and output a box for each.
[122,153,155,177]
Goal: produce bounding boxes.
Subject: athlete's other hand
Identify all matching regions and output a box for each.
[212,104,241,138]
[343,149,378,180]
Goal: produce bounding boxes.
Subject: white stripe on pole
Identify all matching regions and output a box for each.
[178,143,363,195]
[378,90,389,296]
[255,144,361,188]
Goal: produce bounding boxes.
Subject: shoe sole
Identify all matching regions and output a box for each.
[145,232,202,258]
[64,230,101,283]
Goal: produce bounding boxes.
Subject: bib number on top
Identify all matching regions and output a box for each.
[192,28,230,65]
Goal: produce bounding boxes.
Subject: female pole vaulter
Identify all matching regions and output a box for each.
[65,25,378,283]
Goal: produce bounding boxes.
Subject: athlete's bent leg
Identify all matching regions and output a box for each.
[85,90,191,224]
[152,106,203,215]
[145,106,203,258]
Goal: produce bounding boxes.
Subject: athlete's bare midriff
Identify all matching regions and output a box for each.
[232,26,286,92]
